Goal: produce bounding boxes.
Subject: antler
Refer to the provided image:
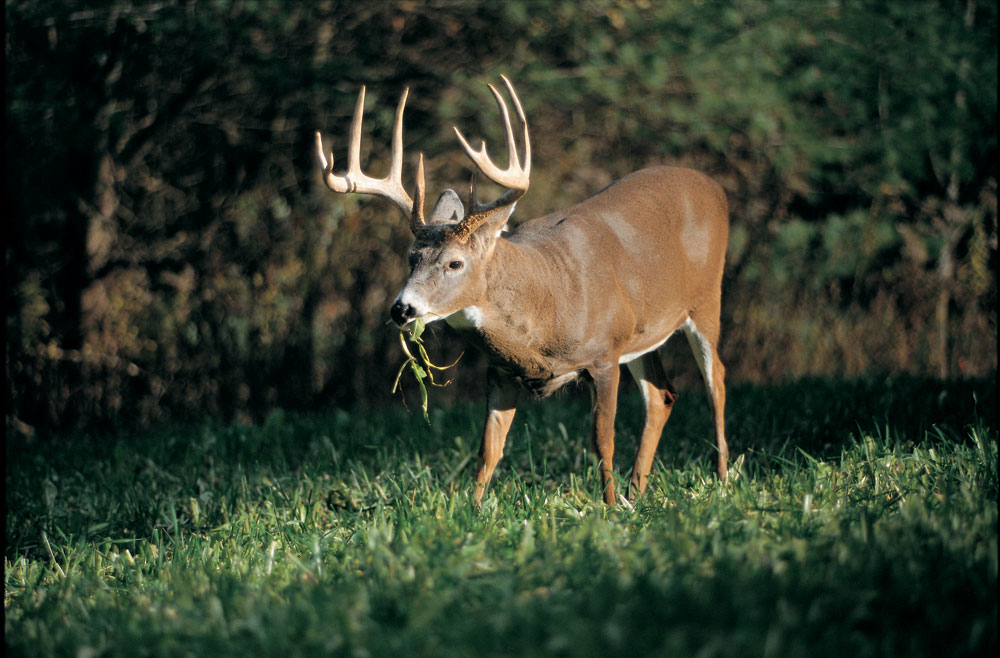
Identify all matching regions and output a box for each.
[315,86,425,233]
[451,75,531,242]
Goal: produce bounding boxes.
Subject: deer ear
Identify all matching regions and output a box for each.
[429,189,465,225]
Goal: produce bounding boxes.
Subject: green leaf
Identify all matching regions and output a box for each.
[391,319,461,425]
[408,318,426,341]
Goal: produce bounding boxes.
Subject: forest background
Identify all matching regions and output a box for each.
[6,0,997,432]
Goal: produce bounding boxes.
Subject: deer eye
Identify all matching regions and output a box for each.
[447,260,465,271]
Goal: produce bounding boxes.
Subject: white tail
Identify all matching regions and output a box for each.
[316,76,729,505]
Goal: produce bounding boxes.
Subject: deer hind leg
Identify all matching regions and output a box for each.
[625,351,679,500]
[587,362,621,505]
[473,368,520,506]
[682,315,729,479]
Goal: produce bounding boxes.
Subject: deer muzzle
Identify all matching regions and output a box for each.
[391,299,418,326]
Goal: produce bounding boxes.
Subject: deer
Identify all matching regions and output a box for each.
[315,76,729,506]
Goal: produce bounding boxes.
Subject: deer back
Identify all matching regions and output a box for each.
[464,165,728,394]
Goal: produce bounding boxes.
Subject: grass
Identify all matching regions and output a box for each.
[5,376,997,657]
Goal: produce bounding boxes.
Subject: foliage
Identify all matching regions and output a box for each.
[393,319,463,422]
[5,377,997,656]
[5,0,997,429]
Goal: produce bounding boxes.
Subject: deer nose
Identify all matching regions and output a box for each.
[391,300,416,326]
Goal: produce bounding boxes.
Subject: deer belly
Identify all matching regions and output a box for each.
[517,369,581,398]
[617,328,678,364]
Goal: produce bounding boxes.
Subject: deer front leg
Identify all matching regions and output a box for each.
[588,362,621,505]
[473,367,520,506]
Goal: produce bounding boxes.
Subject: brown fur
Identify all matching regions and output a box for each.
[397,166,729,505]
[319,80,729,505]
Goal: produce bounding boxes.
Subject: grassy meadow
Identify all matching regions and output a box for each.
[5,376,997,657]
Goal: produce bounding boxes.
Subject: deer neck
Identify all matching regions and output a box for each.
[446,237,571,383]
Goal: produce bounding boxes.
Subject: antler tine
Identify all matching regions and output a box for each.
[500,73,531,178]
[453,76,531,214]
[346,85,366,183]
[467,168,481,209]
[315,85,419,223]
[450,76,532,242]
[315,130,346,193]
[411,153,426,232]
[390,88,407,185]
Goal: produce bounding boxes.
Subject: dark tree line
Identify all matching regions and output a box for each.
[6,1,996,432]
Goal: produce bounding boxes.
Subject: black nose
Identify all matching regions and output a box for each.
[391,300,416,326]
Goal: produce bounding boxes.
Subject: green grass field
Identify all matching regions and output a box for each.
[6,376,997,657]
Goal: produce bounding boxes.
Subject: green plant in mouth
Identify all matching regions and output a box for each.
[392,318,462,422]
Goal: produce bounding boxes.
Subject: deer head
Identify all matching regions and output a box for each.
[315,76,530,328]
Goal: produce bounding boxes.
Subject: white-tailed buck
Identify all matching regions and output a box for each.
[316,76,729,505]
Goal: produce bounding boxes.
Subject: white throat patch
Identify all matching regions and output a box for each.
[444,306,484,330]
